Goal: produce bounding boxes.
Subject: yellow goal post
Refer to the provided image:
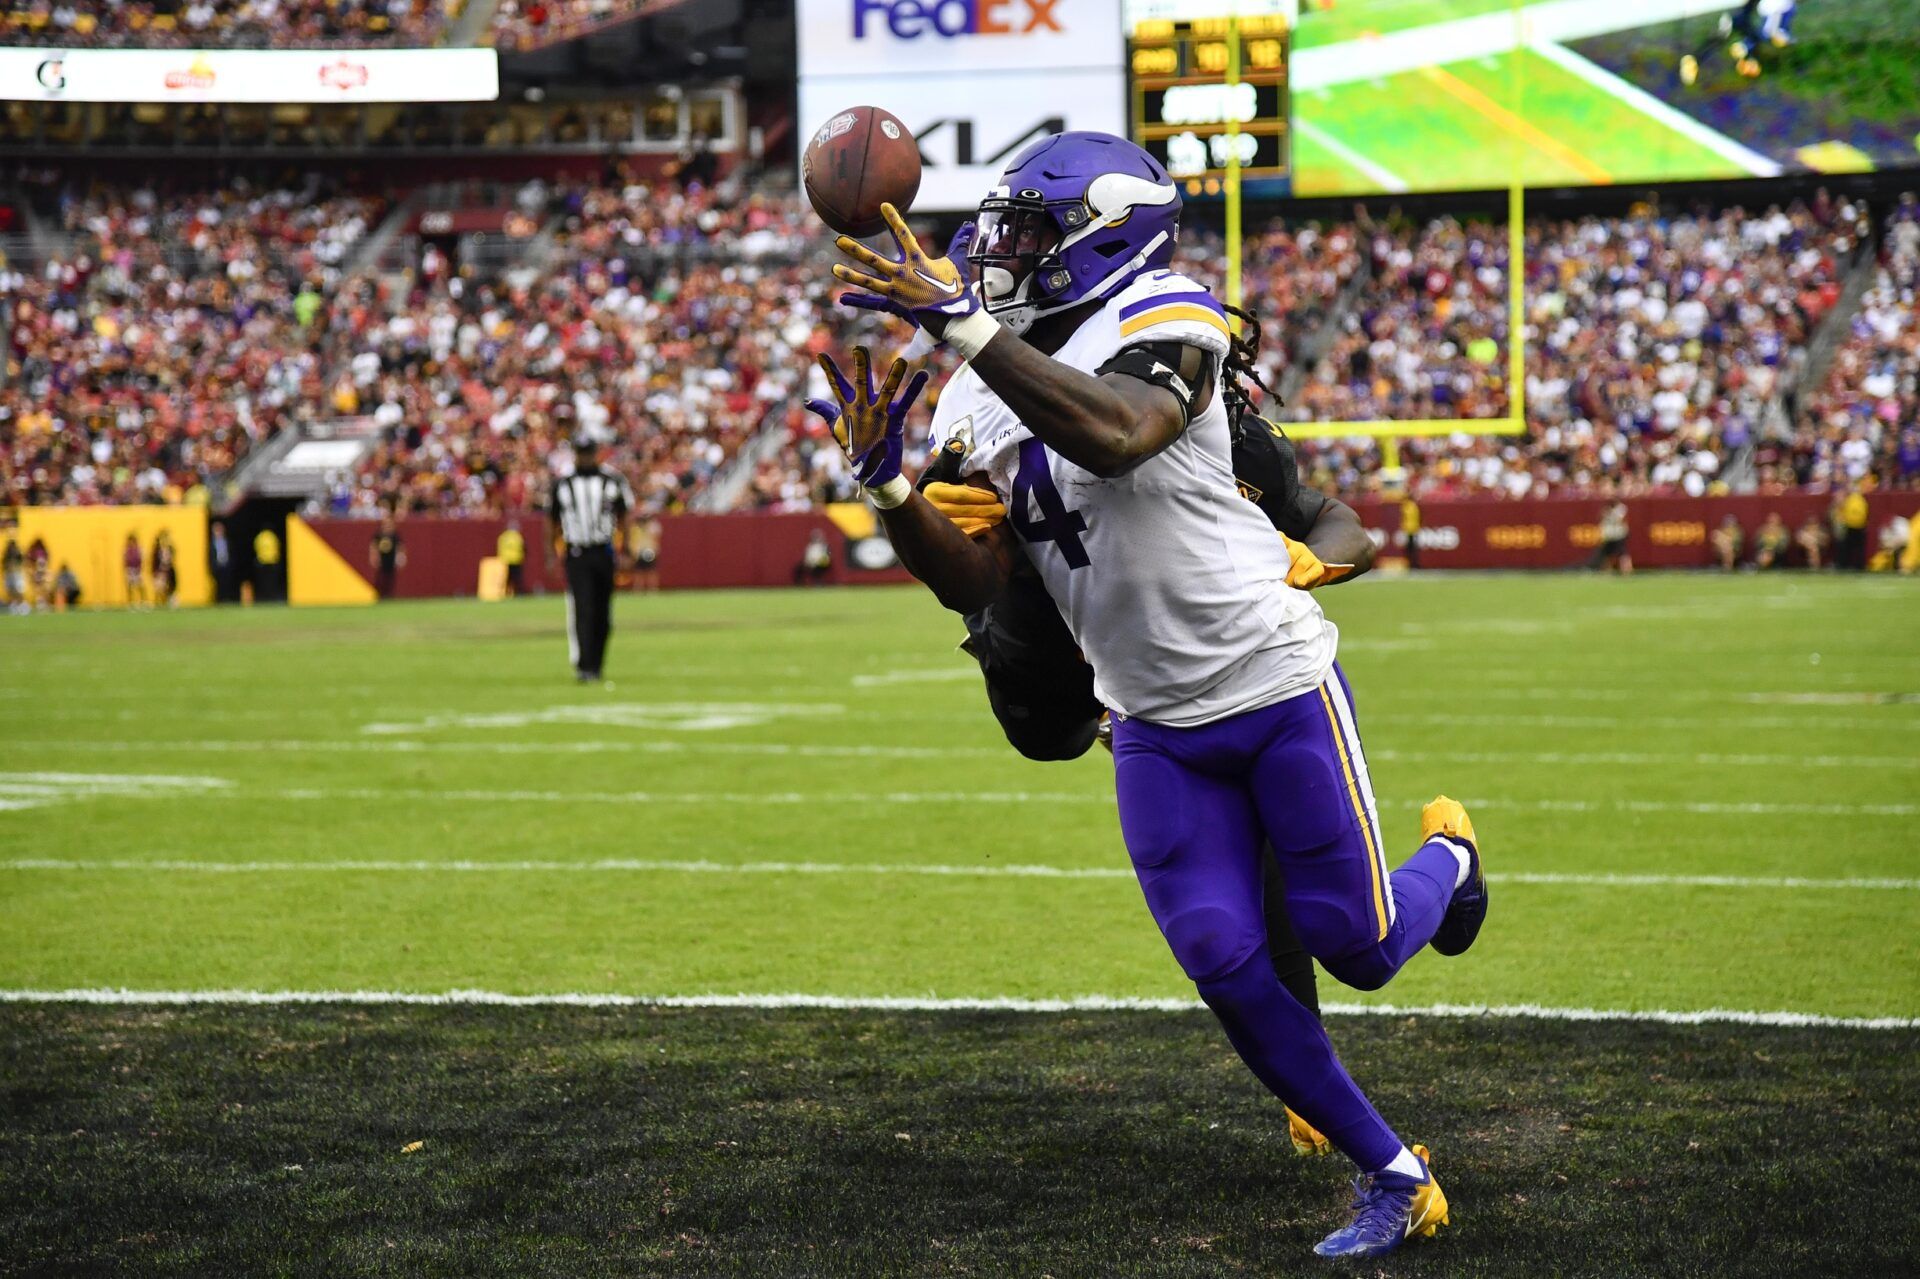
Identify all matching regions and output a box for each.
[1221,0,1531,462]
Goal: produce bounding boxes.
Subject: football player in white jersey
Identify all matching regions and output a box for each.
[808,133,1488,1260]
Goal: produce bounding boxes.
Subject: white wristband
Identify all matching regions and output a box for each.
[943,310,1002,362]
[867,474,912,509]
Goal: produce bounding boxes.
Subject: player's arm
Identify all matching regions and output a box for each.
[1293,498,1373,587]
[831,204,1187,478]
[806,347,1015,614]
[1232,417,1374,589]
[879,490,1021,614]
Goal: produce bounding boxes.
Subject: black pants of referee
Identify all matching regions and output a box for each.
[565,546,616,677]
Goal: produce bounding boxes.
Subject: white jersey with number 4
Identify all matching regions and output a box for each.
[928,269,1337,727]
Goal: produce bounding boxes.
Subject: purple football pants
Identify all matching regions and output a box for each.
[1110,664,1458,1172]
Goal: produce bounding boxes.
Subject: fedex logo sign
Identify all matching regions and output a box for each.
[853,0,1063,40]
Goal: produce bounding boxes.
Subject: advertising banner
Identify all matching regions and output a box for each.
[796,0,1126,211]
[0,47,498,104]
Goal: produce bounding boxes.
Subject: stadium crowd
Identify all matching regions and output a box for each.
[3,175,383,507]
[0,0,454,48]
[488,0,646,51]
[5,174,1917,519]
[1786,192,1920,492]
[0,0,661,50]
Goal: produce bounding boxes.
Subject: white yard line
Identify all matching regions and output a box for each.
[5,859,1915,891]
[2,775,1911,817]
[1370,748,1920,770]
[1373,711,1920,732]
[1293,0,1737,91]
[1292,118,1412,193]
[1526,39,1781,175]
[1,988,1910,1030]
[10,738,1010,760]
[12,739,1910,771]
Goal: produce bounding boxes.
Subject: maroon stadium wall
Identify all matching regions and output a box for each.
[304,513,913,597]
[1351,494,1920,570]
[304,494,1920,597]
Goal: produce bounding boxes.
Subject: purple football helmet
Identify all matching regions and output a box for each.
[968,131,1182,335]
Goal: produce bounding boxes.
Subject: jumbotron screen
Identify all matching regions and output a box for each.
[1133,0,1920,197]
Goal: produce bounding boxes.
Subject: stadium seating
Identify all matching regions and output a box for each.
[0,0,455,48]
[488,0,647,52]
[1788,194,1920,492]
[3,177,384,507]
[7,178,1915,516]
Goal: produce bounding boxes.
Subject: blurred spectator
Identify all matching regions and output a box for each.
[1710,514,1743,571]
[209,519,238,602]
[1596,501,1632,575]
[152,528,178,606]
[498,521,526,596]
[1835,488,1870,570]
[795,528,831,585]
[53,560,80,609]
[0,0,453,48]
[1795,513,1830,569]
[122,532,146,609]
[252,523,282,603]
[1752,511,1790,569]
[370,512,405,598]
[629,515,661,592]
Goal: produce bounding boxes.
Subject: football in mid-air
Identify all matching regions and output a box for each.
[802,105,921,239]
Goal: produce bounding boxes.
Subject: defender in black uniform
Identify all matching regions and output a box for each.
[550,437,636,682]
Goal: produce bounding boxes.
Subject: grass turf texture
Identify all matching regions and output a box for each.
[5,1004,1918,1276]
[3,575,1918,1272]
[3,576,1916,1015]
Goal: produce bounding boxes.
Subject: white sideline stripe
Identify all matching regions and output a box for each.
[253,791,1920,818]
[15,740,1910,770]
[1,988,1911,1030]
[5,859,1915,892]
[9,780,1915,817]
[1374,711,1920,732]
[13,739,1009,760]
[1371,748,1919,770]
[255,787,1112,806]
[14,784,1917,818]
[1293,118,1410,193]
[1526,39,1782,176]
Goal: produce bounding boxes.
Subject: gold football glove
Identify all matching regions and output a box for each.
[922,481,1006,538]
[1280,533,1356,590]
[832,204,989,350]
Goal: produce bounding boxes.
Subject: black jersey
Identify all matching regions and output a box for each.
[1230,415,1328,543]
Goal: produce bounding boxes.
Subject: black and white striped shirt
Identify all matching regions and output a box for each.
[552,466,635,550]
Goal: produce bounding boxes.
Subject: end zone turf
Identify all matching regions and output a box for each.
[4,1004,1915,1276]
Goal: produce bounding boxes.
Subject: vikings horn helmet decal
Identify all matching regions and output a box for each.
[967,132,1182,335]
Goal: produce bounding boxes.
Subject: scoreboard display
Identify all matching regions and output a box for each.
[1128,13,1290,193]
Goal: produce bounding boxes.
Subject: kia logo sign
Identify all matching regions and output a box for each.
[853,0,1063,40]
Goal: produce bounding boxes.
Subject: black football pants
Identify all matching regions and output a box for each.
[565,548,616,676]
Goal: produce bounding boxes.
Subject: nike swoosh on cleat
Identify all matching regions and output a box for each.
[913,269,961,296]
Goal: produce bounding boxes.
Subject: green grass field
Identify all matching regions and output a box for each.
[4,575,1919,1272]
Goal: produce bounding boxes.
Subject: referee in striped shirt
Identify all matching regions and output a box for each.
[550,437,636,682]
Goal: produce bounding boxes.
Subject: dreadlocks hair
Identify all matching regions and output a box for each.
[1223,304,1278,442]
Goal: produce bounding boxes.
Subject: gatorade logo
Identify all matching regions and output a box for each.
[852,0,1064,40]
